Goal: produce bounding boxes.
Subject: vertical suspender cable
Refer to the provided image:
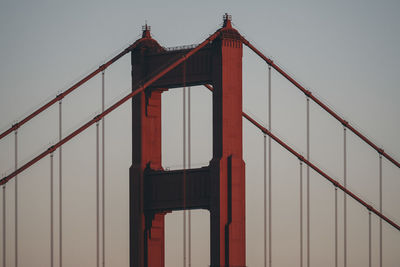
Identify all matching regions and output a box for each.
[263,125,267,266]
[182,62,187,267]
[50,153,54,267]
[306,97,310,267]
[369,211,371,267]
[2,185,5,267]
[188,86,191,267]
[343,127,347,267]
[263,66,268,267]
[14,130,18,267]
[335,186,338,267]
[101,70,106,267]
[379,154,382,267]
[96,122,100,267]
[268,64,272,267]
[59,100,63,267]
[299,161,303,267]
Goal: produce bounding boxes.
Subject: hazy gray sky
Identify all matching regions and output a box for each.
[0,0,399,266]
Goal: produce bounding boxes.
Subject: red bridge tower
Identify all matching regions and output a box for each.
[130,14,246,267]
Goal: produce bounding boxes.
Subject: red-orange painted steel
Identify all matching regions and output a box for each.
[130,28,165,267]
[209,22,246,267]
[209,81,400,232]
[129,16,246,267]
[241,36,400,169]
[0,42,138,141]
[2,16,400,267]
[0,29,221,187]
[242,112,400,232]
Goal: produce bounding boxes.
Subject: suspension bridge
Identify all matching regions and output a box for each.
[0,14,399,267]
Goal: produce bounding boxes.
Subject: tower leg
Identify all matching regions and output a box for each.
[210,28,245,267]
[130,168,166,267]
[147,214,166,267]
[210,156,246,267]
[130,166,145,267]
[130,88,164,267]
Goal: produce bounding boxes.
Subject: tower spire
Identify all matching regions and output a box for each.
[142,23,151,38]
[223,13,232,28]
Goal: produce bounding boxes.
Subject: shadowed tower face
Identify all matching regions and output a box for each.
[129,14,246,267]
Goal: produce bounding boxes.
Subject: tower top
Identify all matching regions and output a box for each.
[142,23,151,38]
[223,13,232,28]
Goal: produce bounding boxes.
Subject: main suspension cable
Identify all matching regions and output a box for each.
[242,113,400,231]
[0,29,222,187]
[0,42,139,142]
[240,36,400,169]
